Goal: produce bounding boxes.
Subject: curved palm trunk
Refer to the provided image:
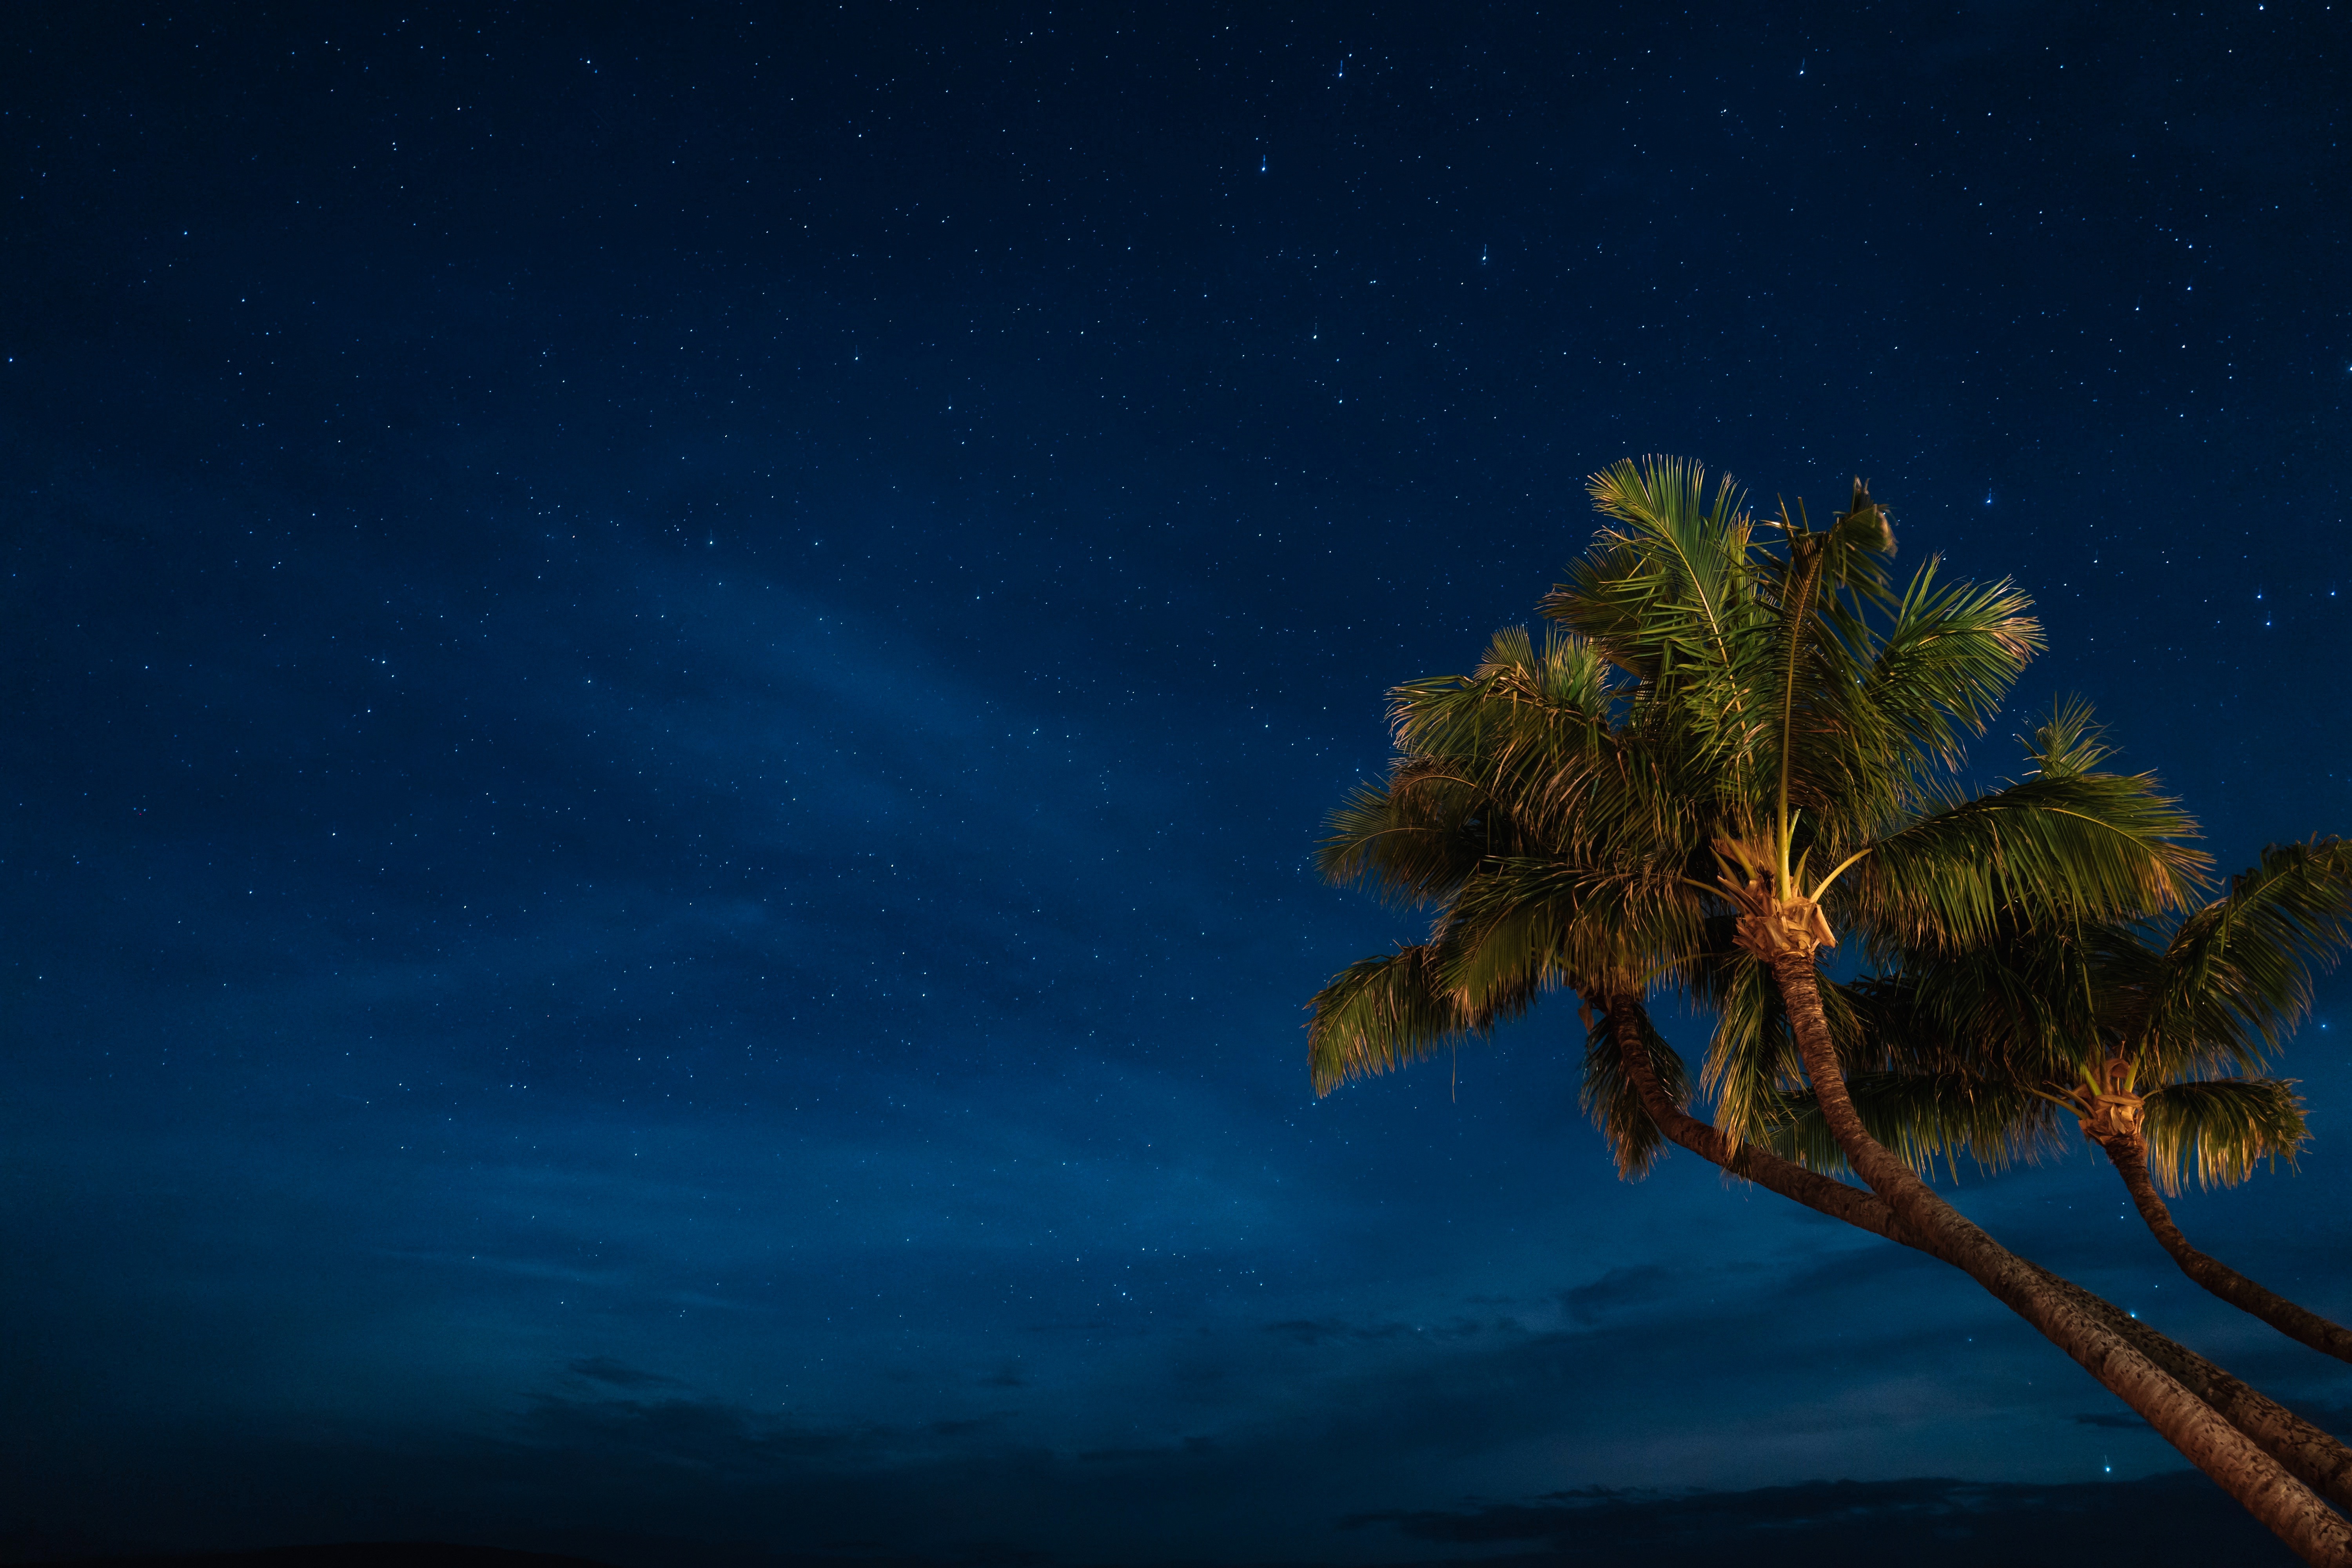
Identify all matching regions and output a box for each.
[1607,998,2352,1515]
[2100,1132,2352,1363]
[1608,996,1902,1240]
[1767,955,2352,1566]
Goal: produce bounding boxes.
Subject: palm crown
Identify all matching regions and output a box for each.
[1312,456,2204,1149]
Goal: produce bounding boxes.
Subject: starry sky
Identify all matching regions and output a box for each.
[3,5,2349,1565]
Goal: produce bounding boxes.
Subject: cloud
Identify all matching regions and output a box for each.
[1263,1318,1410,1346]
[565,1357,684,1391]
[1559,1263,1671,1324]
[517,1394,888,1472]
[1262,1314,1505,1347]
[2073,1411,2149,1430]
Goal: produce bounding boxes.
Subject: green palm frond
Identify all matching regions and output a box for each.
[1842,768,2208,952]
[1391,626,1618,752]
[1315,757,1497,904]
[1541,455,1759,681]
[1842,838,2345,1191]
[1702,954,1805,1148]
[1818,474,1900,603]
[1439,856,1703,1008]
[1466,622,1619,714]
[2141,1077,2310,1194]
[1855,927,2107,1083]
[2025,696,2118,780]
[1762,1070,2067,1180]
[1307,944,1495,1095]
[1579,998,1690,1180]
[2139,840,2352,1074]
[1742,481,1906,866]
[1857,564,2044,775]
[1699,962,1889,1149]
[1387,630,1663,850]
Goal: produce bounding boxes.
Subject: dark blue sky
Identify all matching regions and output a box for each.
[3,4,2348,1564]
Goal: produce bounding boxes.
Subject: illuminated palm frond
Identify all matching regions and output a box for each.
[1579,997,1690,1180]
[1541,456,1759,682]
[2135,840,2352,1078]
[2140,1077,2310,1195]
[1856,564,2044,780]
[1761,1070,2068,1180]
[1699,955,1802,1149]
[1839,768,2208,954]
[1438,856,1701,1008]
[1307,944,1494,1095]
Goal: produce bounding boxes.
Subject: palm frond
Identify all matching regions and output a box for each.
[1843,768,2208,952]
[2140,839,2352,1074]
[1855,927,2109,1084]
[1762,1070,2068,1179]
[1541,456,1759,680]
[1315,758,1496,904]
[2141,1077,2310,1194]
[1439,856,1703,1008]
[1579,998,1690,1180]
[1815,474,1900,606]
[2024,696,2118,780]
[1307,944,1494,1096]
[1856,564,2043,774]
[1387,630,1670,853]
[1699,955,1806,1147]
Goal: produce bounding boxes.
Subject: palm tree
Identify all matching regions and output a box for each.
[1591,991,2352,1513]
[1309,457,2352,1563]
[2077,838,2352,1358]
[1786,825,2352,1361]
[1315,914,2352,1517]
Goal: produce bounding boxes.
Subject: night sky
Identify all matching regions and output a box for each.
[4,5,2350,1565]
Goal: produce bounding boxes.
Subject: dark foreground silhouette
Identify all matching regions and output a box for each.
[30,1548,614,1568]
[15,1471,2305,1568]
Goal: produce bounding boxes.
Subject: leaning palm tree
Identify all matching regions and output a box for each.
[1317,918,2352,1515]
[1310,457,2352,1563]
[2075,838,2352,1357]
[1590,992,2352,1514]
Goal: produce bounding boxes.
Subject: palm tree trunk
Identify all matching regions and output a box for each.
[1608,995,1902,1240]
[1768,953,2352,1566]
[1607,998,2352,1514]
[2102,1132,2352,1363]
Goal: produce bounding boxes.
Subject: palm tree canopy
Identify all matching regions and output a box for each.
[1310,458,2208,1158]
[1301,459,2352,1557]
[1831,836,2352,1192]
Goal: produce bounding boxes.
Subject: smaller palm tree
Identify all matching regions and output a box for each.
[1790,806,2352,1362]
